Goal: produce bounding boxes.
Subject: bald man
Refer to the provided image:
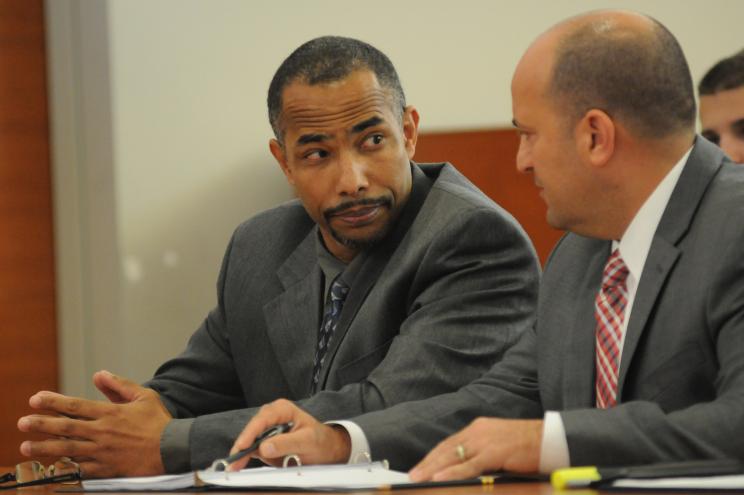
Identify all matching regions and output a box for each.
[228,10,744,479]
[699,49,744,163]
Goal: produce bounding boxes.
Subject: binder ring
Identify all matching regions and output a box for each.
[352,452,372,472]
[282,454,302,475]
[210,459,229,477]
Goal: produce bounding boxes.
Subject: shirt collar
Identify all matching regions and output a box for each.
[615,146,693,281]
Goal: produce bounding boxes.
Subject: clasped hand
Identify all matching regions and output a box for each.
[17,370,172,478]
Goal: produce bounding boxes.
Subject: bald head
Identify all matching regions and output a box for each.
[529,11,696,139]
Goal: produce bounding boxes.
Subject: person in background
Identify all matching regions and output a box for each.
[699,48,744,163]
[17,36,539,478]
[229,10,744,480]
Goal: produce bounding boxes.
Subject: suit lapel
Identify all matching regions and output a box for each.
[616,239,678,395]
[563,242,608,408]
[317,164,434,388]
[263,230,322,399]
[616,138,725,397]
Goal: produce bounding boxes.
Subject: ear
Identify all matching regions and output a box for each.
[576,109,615,168]
[269,138,294,185]
[402,106,420,159]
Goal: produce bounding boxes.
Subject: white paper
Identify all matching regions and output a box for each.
[81,462,412,491]
[198,462,411,489]
[82,473,195,491]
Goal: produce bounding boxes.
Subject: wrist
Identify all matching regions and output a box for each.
[329,425,351,463]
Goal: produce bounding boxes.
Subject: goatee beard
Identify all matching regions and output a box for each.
[323,196,394,251]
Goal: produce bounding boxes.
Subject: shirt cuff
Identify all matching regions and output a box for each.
[160,418,194,473]
[326,420,372,464]
[538,411,570,473]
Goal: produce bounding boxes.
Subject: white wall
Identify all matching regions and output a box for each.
[47,0,744,397]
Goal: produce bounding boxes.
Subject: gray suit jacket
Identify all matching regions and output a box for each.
[146,163,540,471]
[354,138,744,469]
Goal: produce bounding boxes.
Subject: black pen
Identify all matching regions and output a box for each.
[210,421,294,471]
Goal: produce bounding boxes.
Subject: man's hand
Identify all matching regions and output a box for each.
[17,370,172,478]
[229,399,350,470]
[409,418,543,482]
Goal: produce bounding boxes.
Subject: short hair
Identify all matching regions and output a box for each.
[267,36,406,141]
[549,16,696,138]
[698,49,744,95]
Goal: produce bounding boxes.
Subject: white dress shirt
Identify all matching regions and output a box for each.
[336,147,693,470]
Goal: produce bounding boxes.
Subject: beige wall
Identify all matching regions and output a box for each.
[47,0,744,397]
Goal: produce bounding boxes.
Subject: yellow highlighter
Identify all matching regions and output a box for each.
[551,466,601,490]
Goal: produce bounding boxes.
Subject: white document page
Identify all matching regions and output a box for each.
[81,462,412,491]
[82,473,196,491]
[197,462,412,490]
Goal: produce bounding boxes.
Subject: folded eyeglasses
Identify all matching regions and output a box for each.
[0,458,80,489]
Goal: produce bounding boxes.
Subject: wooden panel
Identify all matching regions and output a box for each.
[415,128,563,264]
[0,0,58,465]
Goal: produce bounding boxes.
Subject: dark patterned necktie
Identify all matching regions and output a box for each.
[311,277,350,393]
[595,248,629,408]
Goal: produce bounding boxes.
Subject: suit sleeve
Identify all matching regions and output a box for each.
[562,229,744,466]
[351,319,544,470]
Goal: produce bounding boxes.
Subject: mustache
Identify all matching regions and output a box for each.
[323,197,392,219]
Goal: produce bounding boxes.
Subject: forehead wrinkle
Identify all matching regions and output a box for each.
[284,91,391,131]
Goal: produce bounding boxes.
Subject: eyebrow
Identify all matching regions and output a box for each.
[511,119,521,128]
[351,116,384,134]
[296,133,329,146]
[295,116,385,146]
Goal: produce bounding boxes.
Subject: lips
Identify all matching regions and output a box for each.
[330,204,382,226]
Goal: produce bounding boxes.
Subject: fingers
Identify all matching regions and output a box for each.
[18,414,90,438]
[410,418,543,482]
[229,399,302,470]
[258,423,349,466]
[28,392,111,420]
[19,438,96,459]
[229,399,349,470]
[429,458,485,481]
[257,426,315,461]
[409,434,463,481]
[19,383,170,479]
[93,370,144,404]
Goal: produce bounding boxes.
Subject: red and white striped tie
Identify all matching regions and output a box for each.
[595,248,629,408]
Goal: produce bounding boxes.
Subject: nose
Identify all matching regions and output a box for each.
[719,135,744,164]
[336,151,369,196]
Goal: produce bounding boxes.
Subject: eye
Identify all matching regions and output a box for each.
[702,130,720,145]
[303,149,329,162]
[361,133,384,150]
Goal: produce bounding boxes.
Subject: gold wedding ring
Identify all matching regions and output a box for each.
[455,444,466,462]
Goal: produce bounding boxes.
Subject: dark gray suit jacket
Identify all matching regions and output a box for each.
[354,139,744,469]
[146,163,540,471]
